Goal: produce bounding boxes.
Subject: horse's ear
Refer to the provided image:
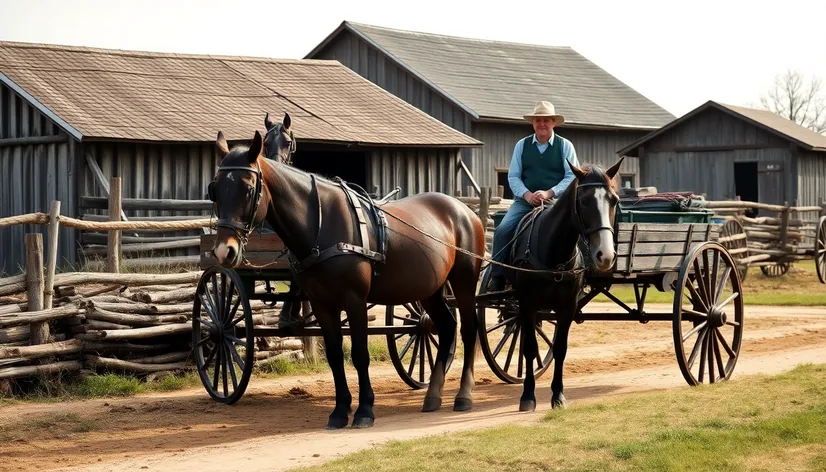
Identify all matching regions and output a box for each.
[605,156,625,179]
[283,112,291,130]
[264,112,274,130]
[216,131,229,162]
[567,159,587,180]
[248,130,263,162]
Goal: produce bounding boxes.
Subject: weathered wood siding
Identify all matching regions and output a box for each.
[368,147,457,197]
[471,122,644,193]
[795,149,826,219]
[0,83,77,274]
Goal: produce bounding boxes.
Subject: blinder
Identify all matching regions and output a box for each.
[209,165,264,240]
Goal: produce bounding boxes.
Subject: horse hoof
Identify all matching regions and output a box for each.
[519,399,536,412]
[552,394,568,410]
[351,416,375,428]
[326,415,349,430]
[422,396,442,412]
[453,397,473,412]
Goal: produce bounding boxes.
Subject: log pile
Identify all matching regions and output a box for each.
[0,271,311,386]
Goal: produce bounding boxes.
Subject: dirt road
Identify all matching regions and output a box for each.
[2,303,825,472]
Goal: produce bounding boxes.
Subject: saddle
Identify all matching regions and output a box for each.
[287,178,395,277]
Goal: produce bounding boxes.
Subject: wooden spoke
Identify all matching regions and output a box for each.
[673,242,744,387]
[487,315,519,334]
[385,303,454,390]
[193,267,255,405]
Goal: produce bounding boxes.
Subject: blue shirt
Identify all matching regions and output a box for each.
[508,131,579,200]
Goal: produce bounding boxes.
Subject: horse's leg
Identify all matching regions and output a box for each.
[519,301,539,412]
[419,289,457,412]
[345,297,375,428]
[450,270,480,412]
[314,302,352,429]
[550,301,575,409]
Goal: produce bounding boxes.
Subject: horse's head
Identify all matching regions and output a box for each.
[568,157,624,272]
[263,112,296,164]
[208,130,270,268]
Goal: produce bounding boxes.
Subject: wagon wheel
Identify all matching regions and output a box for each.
[192,266,255,404]
[815,216,826,284]
[673,242,744,386]
[719,219,749,281]
[476,268,555,384]
[385,297,456,390]
[760,262,790,277]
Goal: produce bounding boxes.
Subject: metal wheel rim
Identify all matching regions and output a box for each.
[673,242,744,386]
[476,268,555,384]
[192,266,255,404]
[385,301,456,390]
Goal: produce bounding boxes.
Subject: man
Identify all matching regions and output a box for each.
[486,100,580,292]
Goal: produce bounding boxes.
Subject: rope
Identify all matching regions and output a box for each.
[0,212,214,231]
[0,214,48,227]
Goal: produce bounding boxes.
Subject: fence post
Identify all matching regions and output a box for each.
[44,200,61,309]
[478,187,490,234]
[26,233,49,345]
[300,301,320,362]
[107,177,122,273]
[780,201,790,248]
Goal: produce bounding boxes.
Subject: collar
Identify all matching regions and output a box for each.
[532,131,555,146]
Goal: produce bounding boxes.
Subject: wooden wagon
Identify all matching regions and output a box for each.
[474,205,745,387]
[192,199,745,404]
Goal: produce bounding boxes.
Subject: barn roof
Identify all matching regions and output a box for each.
[0,41,480,147]
[306,21,676,130]
[617,100,826,156]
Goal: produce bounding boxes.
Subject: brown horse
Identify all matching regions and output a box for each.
[208,122,486,429]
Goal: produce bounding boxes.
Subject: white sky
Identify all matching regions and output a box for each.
[1,0,824,118]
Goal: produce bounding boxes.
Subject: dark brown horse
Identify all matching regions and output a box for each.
[209,118,486,429]
[506,158,623,412]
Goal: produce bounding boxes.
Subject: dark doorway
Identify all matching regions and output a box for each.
[496,170,513,199]
[734,162,758,217]
[291,150,368,189]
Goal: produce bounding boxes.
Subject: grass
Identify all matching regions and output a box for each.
[292,363,826,472]
[595,259,826,306]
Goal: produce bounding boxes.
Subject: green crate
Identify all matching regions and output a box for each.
[618,209,713,224]
[492,210,508,228]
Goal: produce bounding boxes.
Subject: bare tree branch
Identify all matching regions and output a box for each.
[759,69,826,134]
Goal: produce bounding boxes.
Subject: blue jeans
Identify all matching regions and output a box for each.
[490,198,535,280]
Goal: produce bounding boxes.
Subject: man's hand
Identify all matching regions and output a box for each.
[536,189,555,202]
[523,191,543,206]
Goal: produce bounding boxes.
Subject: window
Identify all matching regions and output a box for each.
[620,174,635,189]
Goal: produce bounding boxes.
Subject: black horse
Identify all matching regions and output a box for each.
[505,158,624,412]
[208,114,486,429]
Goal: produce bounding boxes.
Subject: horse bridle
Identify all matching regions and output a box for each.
[573,181,617,239]
[207,164,264,242]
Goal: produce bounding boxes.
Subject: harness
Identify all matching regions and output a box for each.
[509,181,615,282]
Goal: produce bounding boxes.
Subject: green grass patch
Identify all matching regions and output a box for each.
[292,363,826,472]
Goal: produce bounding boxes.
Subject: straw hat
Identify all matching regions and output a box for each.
[523,101,565,125]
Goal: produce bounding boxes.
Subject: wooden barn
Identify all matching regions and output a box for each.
[617,100,826,211]
[0,41,479,274]
[306,21,676,197]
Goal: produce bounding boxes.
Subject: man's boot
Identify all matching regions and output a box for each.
[278,300,303,330]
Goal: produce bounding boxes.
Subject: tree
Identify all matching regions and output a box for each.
[760,69,826,134]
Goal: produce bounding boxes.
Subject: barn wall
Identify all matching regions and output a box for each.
[639,107,789,151]
[640,148,794,203]
[368,147,457,198]
[471,122,644,196]
[796,149,826,220]
[0,83,77,274]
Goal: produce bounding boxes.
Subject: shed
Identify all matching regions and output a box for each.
[617,100,826,213]
[0,41,479,274]
[306,21,675,196]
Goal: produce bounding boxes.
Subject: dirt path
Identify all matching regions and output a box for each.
[0,303,824,472]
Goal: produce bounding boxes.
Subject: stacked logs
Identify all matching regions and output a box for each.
[0,271,308,386]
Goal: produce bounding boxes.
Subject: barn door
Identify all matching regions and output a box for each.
[757,161,784,209]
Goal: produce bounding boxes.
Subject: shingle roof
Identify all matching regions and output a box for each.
[0,41,480,147]
[307,21,675,130]
[617,100,826,156]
